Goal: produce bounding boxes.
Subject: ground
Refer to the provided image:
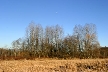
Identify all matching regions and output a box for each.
[0,58,108,72]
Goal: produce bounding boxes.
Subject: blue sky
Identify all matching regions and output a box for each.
[0,0,108,47]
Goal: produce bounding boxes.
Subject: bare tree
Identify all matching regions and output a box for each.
[8,23,101,60]
[25,22,44,58]
[73,24,84,58]
[83,24,100,58]
[11,38,22,58]
[73,24,100,58]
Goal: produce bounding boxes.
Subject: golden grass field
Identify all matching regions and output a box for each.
[0,58,108,72]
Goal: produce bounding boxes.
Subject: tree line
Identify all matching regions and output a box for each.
[0,22,105,60]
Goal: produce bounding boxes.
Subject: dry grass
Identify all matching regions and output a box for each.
[0,58,108,72]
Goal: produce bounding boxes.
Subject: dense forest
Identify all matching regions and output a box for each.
[0,22,107,60]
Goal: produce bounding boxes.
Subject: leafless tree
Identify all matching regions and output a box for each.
[73,24,100,58]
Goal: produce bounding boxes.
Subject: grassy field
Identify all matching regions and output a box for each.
[0,58,108,72]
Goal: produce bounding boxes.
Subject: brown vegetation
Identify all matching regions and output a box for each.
[100,46,108,58]
[0,59,108,72]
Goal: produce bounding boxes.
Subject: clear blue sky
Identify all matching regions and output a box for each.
[0,0,108,47]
